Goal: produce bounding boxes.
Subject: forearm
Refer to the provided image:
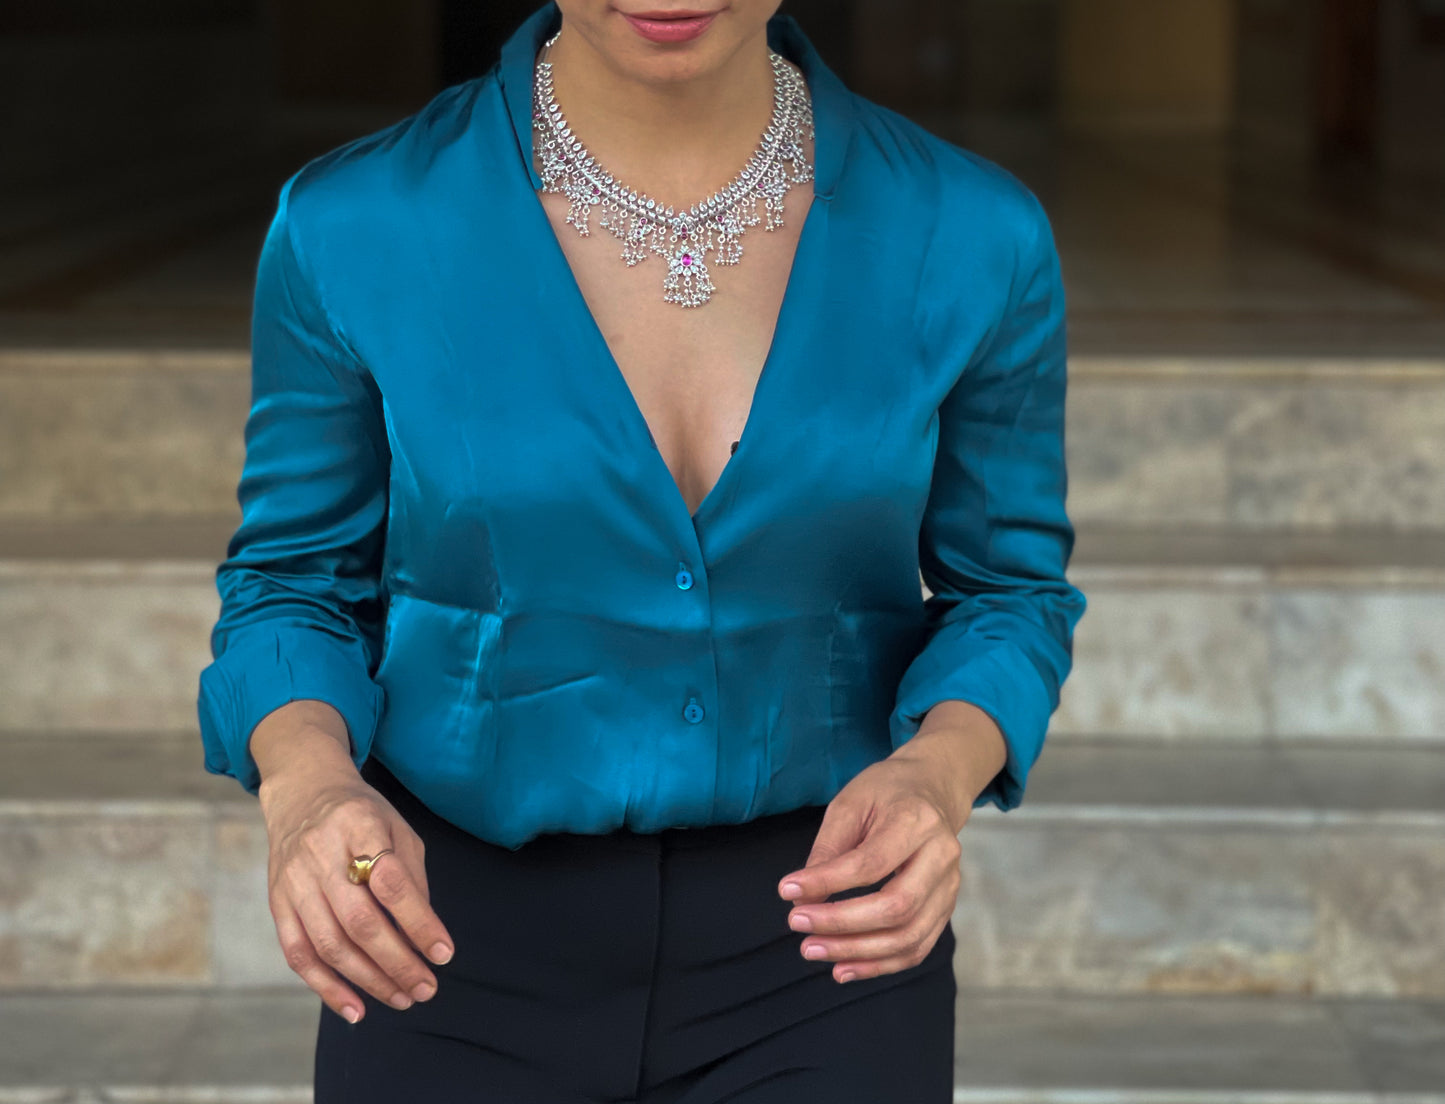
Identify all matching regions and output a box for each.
[888,699,1007,833]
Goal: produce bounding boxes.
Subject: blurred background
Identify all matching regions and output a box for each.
[2,0,1443,1099]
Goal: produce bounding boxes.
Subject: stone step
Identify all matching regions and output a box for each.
[2,735,1441,997]
[2,545,1442,741]
[0,987,1441,1102]
[3,347,1445,530]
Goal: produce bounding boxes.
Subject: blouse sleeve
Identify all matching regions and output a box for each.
[888,189,1088,812]
[196,173,389,796]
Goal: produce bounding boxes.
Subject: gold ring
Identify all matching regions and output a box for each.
[346,848,394,885]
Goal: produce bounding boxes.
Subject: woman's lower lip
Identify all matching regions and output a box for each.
[621,12,718,43]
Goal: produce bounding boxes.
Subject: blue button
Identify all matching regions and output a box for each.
[675,567,694,590]
[683,697,705,724]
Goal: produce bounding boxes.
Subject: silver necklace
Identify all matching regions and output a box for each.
[531,28,815,308]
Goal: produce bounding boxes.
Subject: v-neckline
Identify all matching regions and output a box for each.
[490,3,857,538]
[534,190,823,531]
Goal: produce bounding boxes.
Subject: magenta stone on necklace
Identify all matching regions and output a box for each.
[681,254,692,265]
[680,226,689,238]
[591,185,599,194]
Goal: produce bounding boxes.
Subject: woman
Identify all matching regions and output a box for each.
[197,1,1087,1100]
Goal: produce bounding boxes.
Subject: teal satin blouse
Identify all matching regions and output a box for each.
[197,0,1088,850]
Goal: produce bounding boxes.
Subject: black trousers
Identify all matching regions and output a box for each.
[314,757,957,1103]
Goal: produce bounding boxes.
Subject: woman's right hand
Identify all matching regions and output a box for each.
[254,716,455,1025]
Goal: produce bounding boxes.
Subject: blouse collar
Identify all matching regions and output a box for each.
[497,0,856,202]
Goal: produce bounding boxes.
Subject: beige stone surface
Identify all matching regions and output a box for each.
[0,811,211,987]
[1052,581,1273,738]
[1054,572,1445,741]
[0,366,247,518]
[0,563,218,732]
[1067,376,1445,530]
[952,816,1445,997]
[1272,588,1445,739]
[213,809,299,988]
[1066,382,1236,524]
[1227,383,1445,529]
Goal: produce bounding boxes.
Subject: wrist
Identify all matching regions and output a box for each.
[891,701,1007,832]
[254,721,358,805]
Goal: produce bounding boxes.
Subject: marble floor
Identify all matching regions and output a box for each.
[2,121,1443,357]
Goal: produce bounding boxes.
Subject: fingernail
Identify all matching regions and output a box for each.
[789,912,812,932]
[412,982,436,1002]
[803,943,828,959]
[389,992,414,1010]
[430,942,454,964]
[838,970,857,983]
[342,1006,362,1024]
[780,881,802,899]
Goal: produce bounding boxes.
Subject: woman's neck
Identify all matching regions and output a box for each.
[540,25,780,204]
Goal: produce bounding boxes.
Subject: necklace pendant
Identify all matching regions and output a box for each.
[621,235,647,266]
[663,246,713,308]
[533,30,813,308]
[565,197,592,236]
[714,227,744,266]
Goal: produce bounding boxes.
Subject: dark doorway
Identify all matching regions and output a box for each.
[1315,0,1382,165]
[441,0,538,86]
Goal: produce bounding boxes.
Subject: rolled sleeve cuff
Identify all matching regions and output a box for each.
[197,627,385,796]
[888,629,1056,812]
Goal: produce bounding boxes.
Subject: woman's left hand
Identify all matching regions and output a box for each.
[775,701,1007,984]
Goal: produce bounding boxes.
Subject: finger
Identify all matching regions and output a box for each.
[798,884,953,966]
[272,900,367,1023]
[782,798,956,904]
[321,863,439,1004]
[802,914,940,968]
[363,833,454,967]
[400,828,432,903]
[829,919,951,983]
[780,812,918,905]
[294,887,420,1011]
[778,799,868,904]
[789,830,960,936]
[796,859,956,965]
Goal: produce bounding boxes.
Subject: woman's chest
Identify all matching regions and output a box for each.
[349,195,955,585]
[535,184,807,519]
